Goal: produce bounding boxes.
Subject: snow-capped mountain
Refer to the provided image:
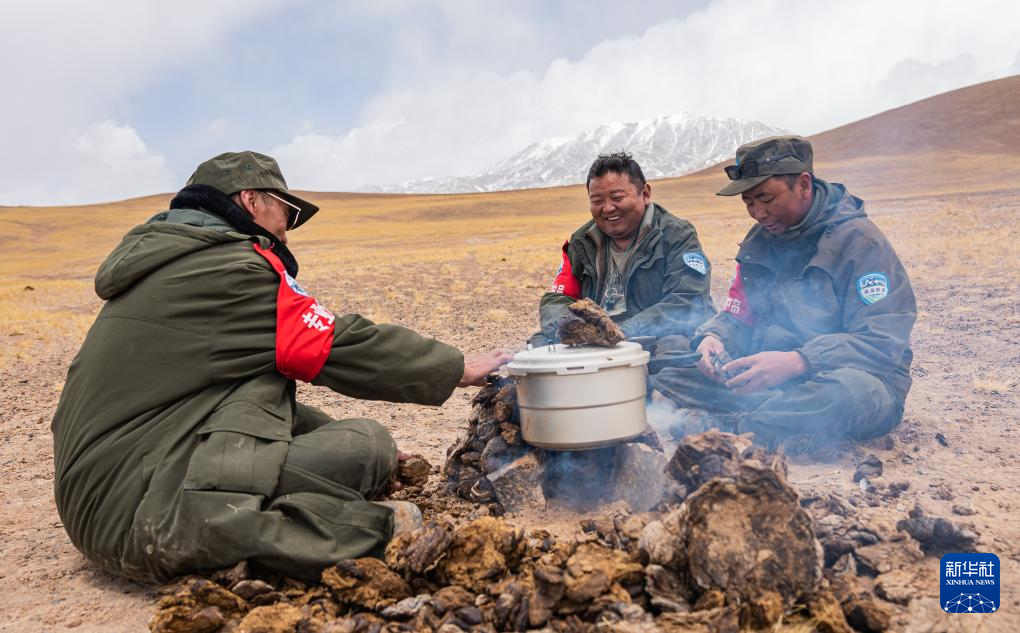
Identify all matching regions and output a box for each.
[365,113,786,194]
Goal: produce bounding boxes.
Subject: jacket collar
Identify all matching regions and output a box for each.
[583,203,662,280]
[736,179,865,273]
[168,184,300,277]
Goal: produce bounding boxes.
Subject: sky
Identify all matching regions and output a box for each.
[1,0,1019,206]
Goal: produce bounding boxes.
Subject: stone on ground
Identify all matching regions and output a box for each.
[608,442,668,512]
[487,452,546,514]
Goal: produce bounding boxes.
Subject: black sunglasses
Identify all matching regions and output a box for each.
[724,152,803,180]
[261,190,302,229]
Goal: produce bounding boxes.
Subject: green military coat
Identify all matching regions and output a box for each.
[51,208,463,582]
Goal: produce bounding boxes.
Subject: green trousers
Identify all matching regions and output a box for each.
[650,366,903,449]
[279,404,397,502]
[126,402,399,582]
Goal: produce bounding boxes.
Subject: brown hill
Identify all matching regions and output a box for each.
[653,74,1020,210]
[2,75,1018,279]
[810,74,1020,159]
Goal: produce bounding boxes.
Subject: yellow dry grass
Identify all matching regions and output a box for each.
[0,147,1017,371]
[0,278,96,367]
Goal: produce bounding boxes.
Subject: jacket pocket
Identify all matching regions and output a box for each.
[183,400,293,497]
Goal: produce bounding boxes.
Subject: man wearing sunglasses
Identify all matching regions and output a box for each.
[651,136,917,452]
[51,151,510,584]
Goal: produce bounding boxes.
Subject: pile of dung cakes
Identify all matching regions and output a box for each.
[441,375,669,517]
[442,375,528,516]
[443,298,644,516]
[150,430,960,633]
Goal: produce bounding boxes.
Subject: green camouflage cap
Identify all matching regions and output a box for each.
[187,151,319,229]
[717,135,813,196]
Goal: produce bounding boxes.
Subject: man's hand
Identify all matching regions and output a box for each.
[722,351,808,394]
[459,350,513,387]
[696,335,727,382]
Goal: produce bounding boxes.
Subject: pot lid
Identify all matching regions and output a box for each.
[507,341,649,375]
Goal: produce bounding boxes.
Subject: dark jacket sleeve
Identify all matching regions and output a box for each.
[536,292,575,344]
[797,232,916,376]
[535,240,585,344]
[207,257,463,407]
[692,311,753,356]
[313,317,464,406]
[621,223,715,338]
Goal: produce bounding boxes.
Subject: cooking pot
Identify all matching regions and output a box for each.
[506,341,650,450]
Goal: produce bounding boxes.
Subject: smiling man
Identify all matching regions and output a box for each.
[651,136,917,451]
[534,152,715,359]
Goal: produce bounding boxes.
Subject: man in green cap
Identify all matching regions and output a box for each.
[650,136,916,450]
[534,151,715,358]
[51,151,510,583]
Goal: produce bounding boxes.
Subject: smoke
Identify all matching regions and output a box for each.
[527,381,707,512]
[646,398,684,440]
[541,447,620,510]
[647,395,734,444]
[877,55,981,106]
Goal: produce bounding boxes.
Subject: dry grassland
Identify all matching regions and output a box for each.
[6,151,1015,369]
[0,146,1018,630]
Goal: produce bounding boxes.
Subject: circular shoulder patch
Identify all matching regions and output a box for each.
[682,251,708,275]
[857,272,889,305]
[284,272,310,297]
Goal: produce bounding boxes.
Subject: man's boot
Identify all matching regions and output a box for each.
[375,500,423,535]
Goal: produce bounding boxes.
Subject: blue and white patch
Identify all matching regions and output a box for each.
[857,272,889,305]
[682,251,708,275]
[284,272,310,297]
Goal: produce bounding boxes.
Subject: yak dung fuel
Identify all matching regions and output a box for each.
[896,503,979,554]
[439,516,526,592]
[666,430,756,492]
[445,375,526,514]
[233,604,305,633]
[149,606,226,633]
[321,558,410,610]
[557,298,625,347]
[681,461,823,607]
[398,454,433,488]
[562,541,644,604]
[385,518,456,576]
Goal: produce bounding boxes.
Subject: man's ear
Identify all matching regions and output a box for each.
[797,172,812,197]
[234,189,258,217]
[641,182,652,203]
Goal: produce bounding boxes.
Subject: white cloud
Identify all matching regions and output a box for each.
[3,0,1019,203]
[64,120,175,204]
[0,0,287,205]
[877,55,981,105]
[207,118,229,137]
[273,0,1020,191]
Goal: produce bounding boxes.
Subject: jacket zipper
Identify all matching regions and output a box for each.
[619,228,660,312]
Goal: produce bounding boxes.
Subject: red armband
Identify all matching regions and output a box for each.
[549,240,581,299]
[252,243,334,382]
[722,264,754,325]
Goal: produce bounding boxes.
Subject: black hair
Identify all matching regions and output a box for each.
[586,151,647,191]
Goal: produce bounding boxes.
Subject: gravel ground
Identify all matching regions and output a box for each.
[1,193,1017,632]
